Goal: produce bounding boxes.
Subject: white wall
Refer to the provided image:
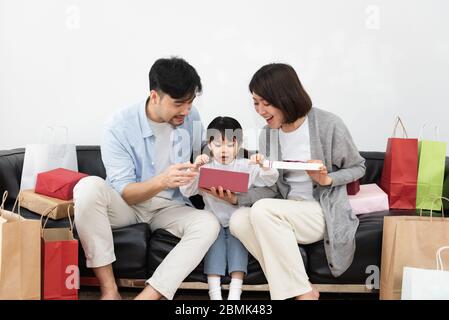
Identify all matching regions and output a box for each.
[1,0,449,153]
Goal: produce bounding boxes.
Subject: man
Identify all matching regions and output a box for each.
[74,57,221,300]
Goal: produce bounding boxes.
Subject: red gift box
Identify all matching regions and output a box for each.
[35,168,88,200]
[199,167,249,193]
[347,180,361,195]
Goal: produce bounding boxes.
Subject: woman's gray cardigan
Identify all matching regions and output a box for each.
[237,107,366,277]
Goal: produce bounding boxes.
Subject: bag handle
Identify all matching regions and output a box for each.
[41,204,74,236]
[392,116,409,138]
[0,191,9,216]
[10,190,23,217]
[67,204,74,233]
[418,124,439,141]
[436,246,449,271]
[0,191,23,219]
[40,126,69,145]
[40,204,59,234]
[419,196,449,221]
[53,126,69,145]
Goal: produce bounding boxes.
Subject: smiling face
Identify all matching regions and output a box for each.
[147,90,194,126]
[252,92,285,129]
[208,137,239,165]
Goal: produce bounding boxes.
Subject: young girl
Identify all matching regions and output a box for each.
[180,116,278,300]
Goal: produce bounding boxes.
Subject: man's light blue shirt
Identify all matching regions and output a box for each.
[101,99,205,204]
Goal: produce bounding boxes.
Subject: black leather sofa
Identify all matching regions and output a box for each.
[1,146,448,292]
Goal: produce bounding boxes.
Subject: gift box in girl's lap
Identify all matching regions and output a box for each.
[35,168,88,200]
[348,183,389,215]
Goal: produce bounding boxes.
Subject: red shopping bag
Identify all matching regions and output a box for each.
[41,206,79,300]
[35,168,88,201]
[380,117,418,209]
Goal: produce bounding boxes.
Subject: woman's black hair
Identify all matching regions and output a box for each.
[249,63,312,123]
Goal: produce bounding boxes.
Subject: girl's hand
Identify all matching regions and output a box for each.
[193,154,210,171]
[250,153,269,170]
[306,160,333,186]
[200,186,238,205]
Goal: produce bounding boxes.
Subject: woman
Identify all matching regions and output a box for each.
[209,63,365,300]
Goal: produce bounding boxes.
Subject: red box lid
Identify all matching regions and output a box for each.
[198,167,249,193]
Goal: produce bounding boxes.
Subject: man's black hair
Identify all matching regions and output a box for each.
[149,57,202,102]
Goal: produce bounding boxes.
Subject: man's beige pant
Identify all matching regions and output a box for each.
[73,176,221,300]
[229,198,325,300]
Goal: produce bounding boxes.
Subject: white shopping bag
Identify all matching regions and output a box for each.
[20,127,78,190]
[401,246,449,300]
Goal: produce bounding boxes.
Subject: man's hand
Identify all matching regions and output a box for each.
[306,160,332,186]
[158,162,198,189]
[193,154,210,172]
[200,186,238,205]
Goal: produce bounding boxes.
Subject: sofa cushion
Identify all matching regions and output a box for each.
[75,223,149,279]
[305,209,416,284]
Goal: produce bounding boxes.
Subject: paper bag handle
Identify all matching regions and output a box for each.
[418,124,439,141]
[436,246,449,271]
[40,126,69,145]
[0,191,8,212]
[41,204,74,235]
[67,204,74,233]
[392,116,408,138]
[430,196,449,221]
[10,190,23,217]
[419,196,449,220]
[40,204,59,233]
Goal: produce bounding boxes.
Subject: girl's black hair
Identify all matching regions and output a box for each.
[206,116,243,145]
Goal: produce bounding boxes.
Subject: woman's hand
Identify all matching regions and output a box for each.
[200,186,238,205]
[193,154,210,172]
[306,160,333,186]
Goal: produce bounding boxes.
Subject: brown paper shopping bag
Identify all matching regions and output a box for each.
[380,197,449,300]
[0,191,41,300]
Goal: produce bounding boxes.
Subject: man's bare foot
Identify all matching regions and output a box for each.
[311,285,320,299]
[295,290,318,300]
[134,284,163,300]
[100,286,122,300]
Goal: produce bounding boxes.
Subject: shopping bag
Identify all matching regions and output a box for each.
[380,197,449,299]
[0,191,41,300]
[401,246,449,300]
[416,125,447,211]
[20,127,78,190]
[41,205,79,300]
[380,116,418,209]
